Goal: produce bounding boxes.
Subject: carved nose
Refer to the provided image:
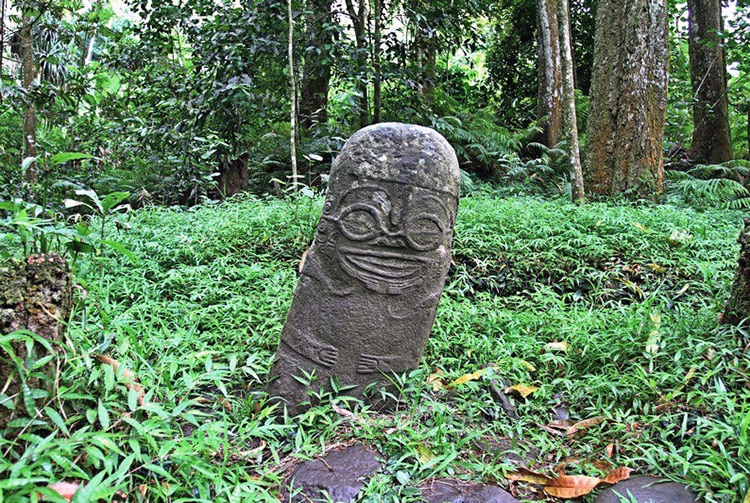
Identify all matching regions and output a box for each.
[373,230,407,248]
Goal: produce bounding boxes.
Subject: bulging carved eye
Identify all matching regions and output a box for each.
[405,215,444,251]
[338,204,383,241]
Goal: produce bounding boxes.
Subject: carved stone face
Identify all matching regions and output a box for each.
[267,123,460,416]
[318,182,452,295]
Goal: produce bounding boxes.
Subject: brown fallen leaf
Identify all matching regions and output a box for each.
[506,468,553,485]
[543,474,601,498]
[602,466,633,484]
[606,443,616,458]
[94,355,146,405]
[566,416,605,437]
[332,403,356,419]
[537,422,569,436]
[46,481,81,501]
[298,247,309,273]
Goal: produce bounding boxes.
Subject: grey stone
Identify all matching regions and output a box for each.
[419,478,518,503]
[289,445,382,502]
[268,123,460,415]
[596,475,701,503]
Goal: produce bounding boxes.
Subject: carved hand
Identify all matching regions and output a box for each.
[357,354,380,374]
[317,346,339,368]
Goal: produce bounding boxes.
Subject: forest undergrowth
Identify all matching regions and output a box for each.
[1,187,748,502]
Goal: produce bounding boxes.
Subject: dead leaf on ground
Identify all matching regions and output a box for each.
[94,355,146,405]
[447,367,488,388]
[505,383,539,398]
[566,416,605,437]
[544,474,601,498]
[537,422,569,436]
[506,468,553,485]
[508,465,632,498]
[606,443,616,457]
[427,370,445,391]
[331,404,359,421]
[545,341,569,352]
[414,442,434,463]
[602,466,633,484]
[46,481,81,501]
[648,263,666,274]
[298,248,309,273]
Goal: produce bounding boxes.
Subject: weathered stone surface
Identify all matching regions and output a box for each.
[268,123,460,415]
[419,479,518,503]
[288,445,382,502]
[596,475,700,503]
[1,254,72,428]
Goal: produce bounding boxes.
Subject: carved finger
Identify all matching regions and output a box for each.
[318,347,338,367]
[357,354,379,374]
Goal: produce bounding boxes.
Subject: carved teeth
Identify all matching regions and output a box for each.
[339,247,428,284]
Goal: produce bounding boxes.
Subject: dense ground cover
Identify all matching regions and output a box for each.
[1,188,749,501]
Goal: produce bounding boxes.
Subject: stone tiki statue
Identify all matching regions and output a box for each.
[267,123,460,415]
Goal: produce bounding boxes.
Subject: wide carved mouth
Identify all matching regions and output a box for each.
[338,247,429,293]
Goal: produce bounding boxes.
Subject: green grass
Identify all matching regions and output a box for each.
[1,188,748,501]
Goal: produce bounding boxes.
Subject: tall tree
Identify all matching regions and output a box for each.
[299,0,333,129]
[20,11,38,183]
[535,0,563,148]
[288,0,298,191]
[584,0,668,198]
[558,0,583,202]
[344,0,369,128]
[687,0,733,163]
[371,0,383,123]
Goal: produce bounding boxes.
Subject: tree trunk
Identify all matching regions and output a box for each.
[558,0,584,203]
[0,255,72,429]
[534,0,563,148]
[687,0,733,164]
[20,12,37,183]
[584,0,668,198]
[724,219,750,325]
[420,42,437,106]
[372,0,382,123]
[299,0,333,130]
[288,0,299,192]
[217,154,249,198]
[345,0,369,128]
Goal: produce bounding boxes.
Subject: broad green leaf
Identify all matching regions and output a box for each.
[66,241,95,255]
[105,74,121,94]
[49,152,94,166]
[101,240,137,262]
[0,477,48,489]
[97,400,110,430]
[22,382,37,417]
[100,192,130,212]
[74,189,103,213]
[143,463,173,480]
[44,406,70,436]
[64,199,92,211]
[21,156,40,172]
[72,470,107,503]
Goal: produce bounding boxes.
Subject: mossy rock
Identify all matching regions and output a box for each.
[0,254,72,430]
